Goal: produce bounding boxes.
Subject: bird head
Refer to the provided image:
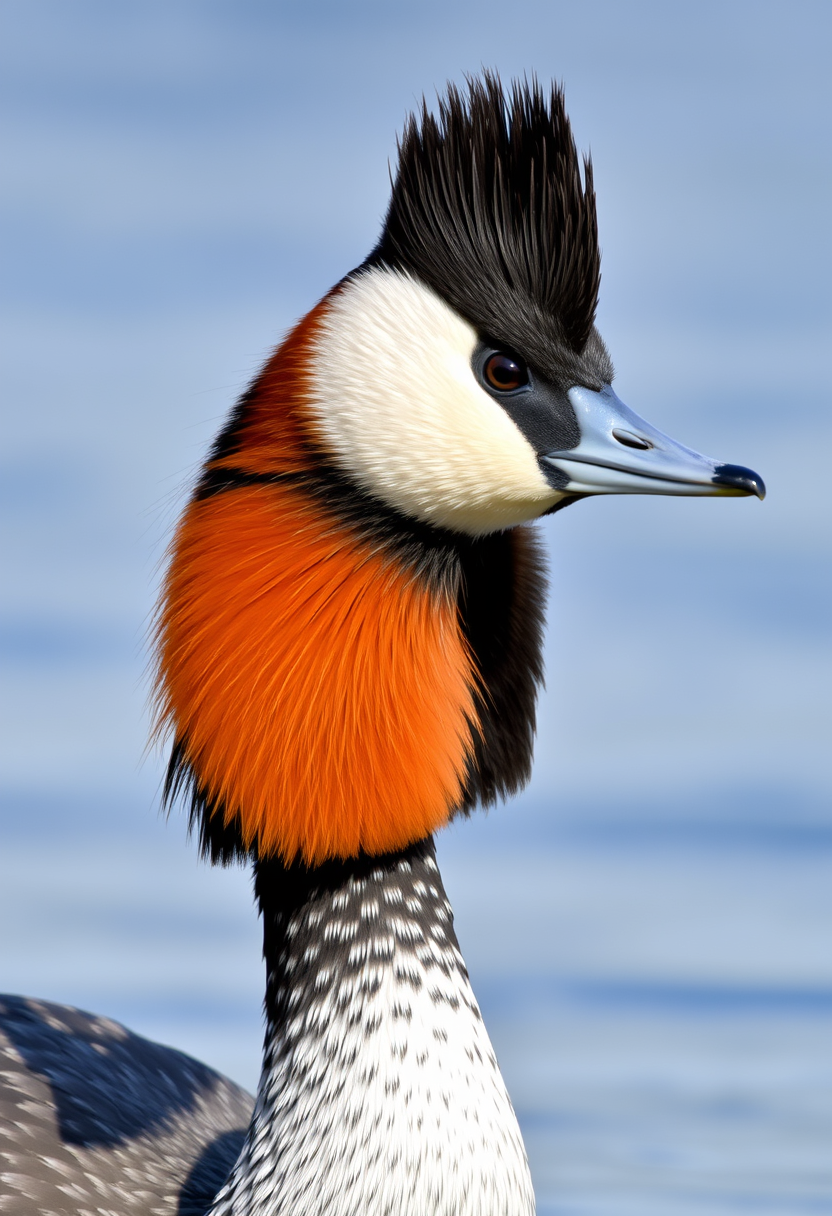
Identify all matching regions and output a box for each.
[154,74,763,869]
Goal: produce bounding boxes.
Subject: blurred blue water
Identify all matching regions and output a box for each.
[1,2,830,1211]
[2,788,830,1211]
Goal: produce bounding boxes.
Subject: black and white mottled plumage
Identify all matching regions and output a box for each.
[0,839,533,1216]
[211,839,534,1215]
[0,995,252,1214]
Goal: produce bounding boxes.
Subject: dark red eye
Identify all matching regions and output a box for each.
[483,352,528,392]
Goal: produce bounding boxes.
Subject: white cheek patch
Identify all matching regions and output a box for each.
[306,266,560,535]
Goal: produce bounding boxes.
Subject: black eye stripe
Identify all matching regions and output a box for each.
[473,341,581,456]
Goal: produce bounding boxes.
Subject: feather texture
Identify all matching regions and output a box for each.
[372,71,612,389]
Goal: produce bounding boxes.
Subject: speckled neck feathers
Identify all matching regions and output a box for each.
[208,839,534,1216]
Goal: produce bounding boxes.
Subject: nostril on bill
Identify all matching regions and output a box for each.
[612,428,653,451]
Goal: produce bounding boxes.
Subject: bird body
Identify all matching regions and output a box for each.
[0,994,252,1215]
[1,74,763,1215]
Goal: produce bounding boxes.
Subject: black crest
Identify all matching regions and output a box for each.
[372,73,610,385]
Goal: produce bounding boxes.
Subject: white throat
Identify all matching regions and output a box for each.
[208,839,535,1216]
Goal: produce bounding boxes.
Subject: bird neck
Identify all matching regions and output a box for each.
[208,837,535,1216]
[156,296,549,868]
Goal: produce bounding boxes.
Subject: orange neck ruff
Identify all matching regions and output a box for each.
[155,303,478,865]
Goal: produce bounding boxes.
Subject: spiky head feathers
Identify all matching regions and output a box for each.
[373,73,609,387]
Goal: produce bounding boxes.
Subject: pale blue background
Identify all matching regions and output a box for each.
[1,2,830,1212]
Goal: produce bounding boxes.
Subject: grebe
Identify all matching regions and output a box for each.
[0,74,763,1215]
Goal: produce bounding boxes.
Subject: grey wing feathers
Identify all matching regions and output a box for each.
[0,995,253,1215]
